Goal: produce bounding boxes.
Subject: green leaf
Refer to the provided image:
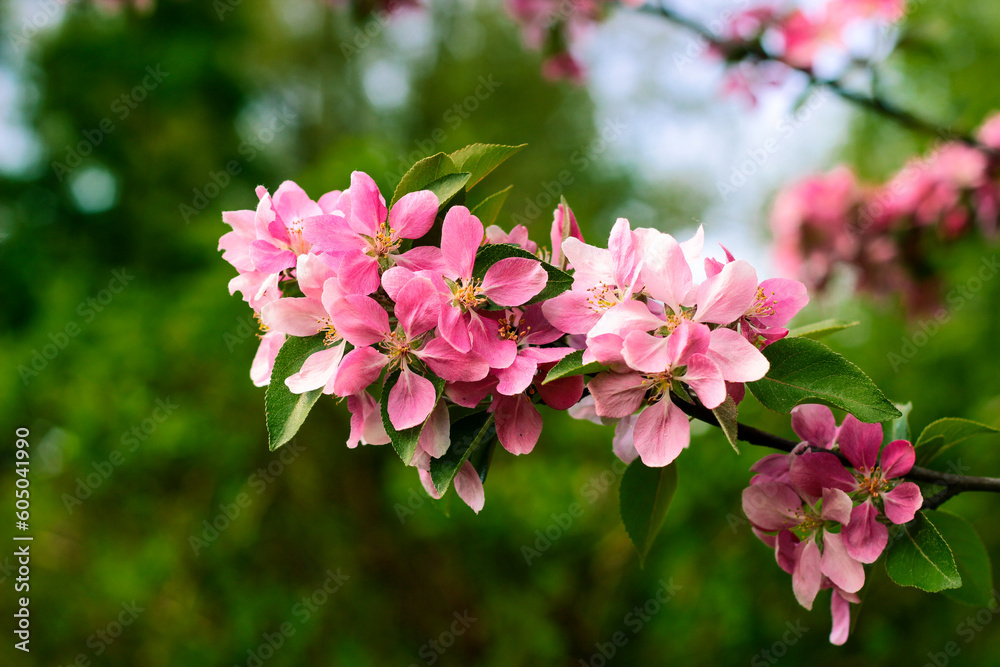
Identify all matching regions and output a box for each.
[712,395,740,454]
[418,172,471,209]
[541,350,608,385]
[265,334,328,451]
[914,436,946,467]
[449,143,526,189]
[472,243,572,307]
[928,510,994,606]
[746,337,901,423]
[390,152,470,207]
[470,186,513,227]
[619,461,679,566]
[915,418,999,464]
[787,319,860,340]
[429,412,495,495]
[889,402,913,443]
[885,511,962,592]
[380,371,446,464]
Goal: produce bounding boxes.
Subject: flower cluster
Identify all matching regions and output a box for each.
[716,0,905,103]
[219,169,809,514]
[556,221,808,467]
[741,404,923,644]
[772,113,1000,311]
[501,0,905,90]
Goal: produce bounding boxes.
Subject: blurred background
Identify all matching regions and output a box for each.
[2,0,1000,664]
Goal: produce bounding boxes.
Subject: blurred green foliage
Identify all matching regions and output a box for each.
[2,1,1000,665]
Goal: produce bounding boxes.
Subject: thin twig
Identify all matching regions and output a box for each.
[670,394,1000,509]
[635,3,997,155]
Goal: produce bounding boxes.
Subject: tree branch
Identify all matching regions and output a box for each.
[670,394,1000,510]
[636,2,998,156]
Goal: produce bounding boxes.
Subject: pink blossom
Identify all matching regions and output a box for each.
[743,481,864,609]
[706,246,810,346]
[789,414,923,562]
[304,171,442,295]
[433,206,548,368]
[259,255,348,395]
[588,319,765,467]
[542,218,649,337]
[549,200,584,270]
[330,276,488,430]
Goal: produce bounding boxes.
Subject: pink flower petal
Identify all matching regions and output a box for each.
[330,295,390,346]
[395,277,441,339]
[481,258,548,307]
[491,394,542,455]
[821,531,865,594]
[494,354,538,396]
[665,319,711,365]
[416,337,490,383]
[613,414,640,464]
[469,315,518,369]
[336,249,381,295]
[419,468,443,499]
[331,346,389,397]
[441,206,483,280]
[550,201,583,269]
[260,297,327,337]
[820,487,854,525]
[775,529,799,574]
[843,500,888,563]
[585,333,627,368]
[388,190,438,240]
[640,231,693,312]
[317,189,345,215]
[541,290,601,335]
[791,404,838,449]
[755,278,809,328]
[838,415,883,472]
[608,218,639,291]
[302,213,360,255]
[347,390,390,448]
[536,373,585,410]
[380,266,416,301]
[285,342,346,394]
[249,240,296,273]
[881,439,916,479]
[681,353,726,409]
[418,399,451,459]
[272,180,322,223]
[454,460,486,513]
[789,452,858,499]
[706,327,769,382]
[622,331,672,373]
[437,306,473,353]
[693,259,758,325]
[792,539,823,610]
[388,367,437,430]
[445,377,497,408]
[829,588,852,646]
[347,171,386,237]
[882,482,922,524]
[296,253,337,300]
[394,245,446,273]
[587,371,646,419]
[632,398,690,467]
[561,237,613,290]
[741,480,803,531]
[680,225,704,261]
[587,300,665,339]
[250,331,285,387]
